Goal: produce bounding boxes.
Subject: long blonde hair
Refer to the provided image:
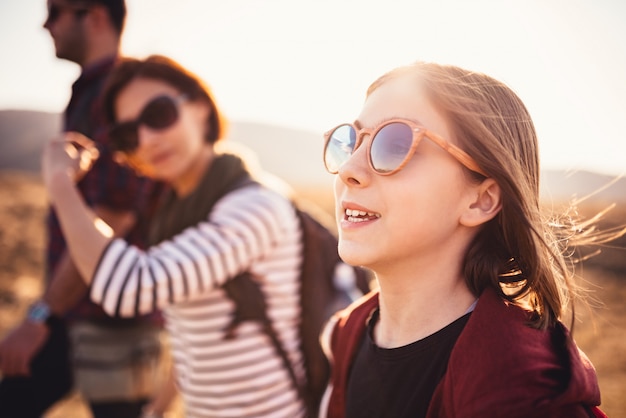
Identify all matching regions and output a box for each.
[368,62,622,329]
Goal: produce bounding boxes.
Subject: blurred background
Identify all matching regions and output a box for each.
[1,0,625,416]
[1,0,626,177]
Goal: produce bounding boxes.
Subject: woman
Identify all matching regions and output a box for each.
[42,55,306,418]
[320,62,610,417]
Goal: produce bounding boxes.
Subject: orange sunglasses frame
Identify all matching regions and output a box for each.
[323,118,487,177]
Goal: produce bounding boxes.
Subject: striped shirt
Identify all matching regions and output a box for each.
[91,185,306,417]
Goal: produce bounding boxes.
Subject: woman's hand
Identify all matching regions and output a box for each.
[40,131,113,285]
[42,131,100,191]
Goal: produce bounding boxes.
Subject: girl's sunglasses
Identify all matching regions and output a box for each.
[108,94,187,153]
[323,119,487,177]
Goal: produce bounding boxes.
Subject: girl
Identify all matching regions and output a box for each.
[320,62,608,417]
[42,55,306,418]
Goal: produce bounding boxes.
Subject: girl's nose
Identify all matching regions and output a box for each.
[337,140,371,187]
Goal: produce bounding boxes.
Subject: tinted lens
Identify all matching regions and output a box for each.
[107,96,180,153]
[108,122,139,152]
[140,96,179,129]
[370,122,414,173]
[324,124,357,173]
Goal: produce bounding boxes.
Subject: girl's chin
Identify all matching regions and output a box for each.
[338,245,372,268]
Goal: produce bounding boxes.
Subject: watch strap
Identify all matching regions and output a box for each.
[27,300,52,325]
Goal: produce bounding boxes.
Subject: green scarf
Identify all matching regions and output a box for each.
[148,153,253,245]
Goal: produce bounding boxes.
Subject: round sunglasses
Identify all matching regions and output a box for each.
[323,119,487,177]
[108,94,187,153]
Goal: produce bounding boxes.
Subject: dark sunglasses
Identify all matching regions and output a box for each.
[323,119,487,176]
[108,95,188,153]
[45,3,89,25]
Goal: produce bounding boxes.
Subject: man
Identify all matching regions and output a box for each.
[0,1,164,417]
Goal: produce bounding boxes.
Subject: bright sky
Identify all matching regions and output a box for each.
[1,0,625,176]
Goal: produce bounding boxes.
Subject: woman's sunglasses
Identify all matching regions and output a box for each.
[108,95,187,153]
[323,119,487,177]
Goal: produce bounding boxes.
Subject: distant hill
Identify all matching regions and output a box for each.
[541,169,626,205]
[0,109,624,203]
[227,120,333,189]
[0,110,61,173]
[0,109,332,190]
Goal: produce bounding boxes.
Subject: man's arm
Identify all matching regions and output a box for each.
[0,206,136,376]
[142,364,179,417]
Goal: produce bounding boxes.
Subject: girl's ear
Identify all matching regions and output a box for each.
[460,178,502,227]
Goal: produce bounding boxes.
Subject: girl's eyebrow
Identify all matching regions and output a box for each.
[353,117,427,130]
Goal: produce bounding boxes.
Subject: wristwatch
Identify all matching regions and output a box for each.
[27,300,52,325]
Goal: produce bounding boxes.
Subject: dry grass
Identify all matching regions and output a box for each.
[572,268,626,417]
[0,172,624,417]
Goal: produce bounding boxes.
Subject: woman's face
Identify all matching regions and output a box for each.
[334,74,479,274]
[114,77,211,184]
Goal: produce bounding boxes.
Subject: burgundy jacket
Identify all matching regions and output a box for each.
[323,288,606,418]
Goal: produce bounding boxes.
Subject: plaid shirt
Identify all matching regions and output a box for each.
[46,55,165,325]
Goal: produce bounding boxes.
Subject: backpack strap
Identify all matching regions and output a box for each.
[223,206,369,417]
[326,291,379,418]
[220,204,308,409]
[222,206,340,414]
[222,273,304,401]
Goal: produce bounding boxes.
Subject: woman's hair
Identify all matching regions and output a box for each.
[101,54,227,145]
[368,62,621,330]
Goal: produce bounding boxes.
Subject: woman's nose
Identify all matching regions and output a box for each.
[136,125,161,151]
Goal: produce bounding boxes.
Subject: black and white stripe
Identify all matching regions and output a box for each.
[91,186,305,417]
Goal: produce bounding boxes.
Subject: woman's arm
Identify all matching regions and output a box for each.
[42,136,115,285]
[90,186,298,317]
[44,134,299,318]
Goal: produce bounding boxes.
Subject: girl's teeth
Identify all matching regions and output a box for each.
[345,209,380,221]
[346,209,370,216]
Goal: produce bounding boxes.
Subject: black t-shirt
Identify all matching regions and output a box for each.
[345,309,470,418]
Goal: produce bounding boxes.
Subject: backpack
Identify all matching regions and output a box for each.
[223,203,371,418]
[147,154,371,416]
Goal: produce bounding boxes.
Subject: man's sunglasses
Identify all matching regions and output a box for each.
[45,3,89,25]
[108,95,188,153]
[323,119,487,177]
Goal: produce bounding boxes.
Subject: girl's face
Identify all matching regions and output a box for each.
[114,77,211,187]
[334,75,480,274]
